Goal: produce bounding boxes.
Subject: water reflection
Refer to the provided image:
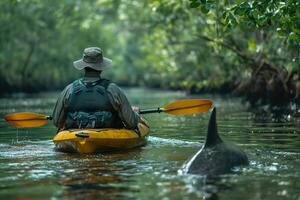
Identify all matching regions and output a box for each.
[57,149,143,199]
[183,175,234,200]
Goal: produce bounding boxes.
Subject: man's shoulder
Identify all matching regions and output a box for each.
[66,79,81,89]
[107,81,121,89]
[59,82,74,98]
[65,81,75,91]
[107,81,118,87]
[106,82,125,95]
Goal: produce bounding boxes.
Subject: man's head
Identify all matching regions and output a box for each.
[73,47,112,71]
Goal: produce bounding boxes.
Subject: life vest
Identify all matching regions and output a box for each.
[65,78,123,129]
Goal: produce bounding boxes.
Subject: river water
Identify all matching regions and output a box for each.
[0,88,299,199]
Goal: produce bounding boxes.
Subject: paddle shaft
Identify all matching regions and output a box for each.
[139,108,163,114]
[5,107,186,123]
[5,106,198,120]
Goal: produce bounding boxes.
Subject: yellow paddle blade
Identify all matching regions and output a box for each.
[162,99,212,115]
[4,112,49,128]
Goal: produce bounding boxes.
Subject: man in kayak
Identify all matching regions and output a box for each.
[52,47,142,130]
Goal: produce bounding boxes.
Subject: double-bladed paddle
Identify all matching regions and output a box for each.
[4,99,212,128]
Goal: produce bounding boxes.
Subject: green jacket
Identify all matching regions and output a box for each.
[52,76,140,129]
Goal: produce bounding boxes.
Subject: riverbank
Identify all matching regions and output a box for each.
[1,75,299,110]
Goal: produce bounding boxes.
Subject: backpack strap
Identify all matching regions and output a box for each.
[72,79,84,94]
[98,79,111,89]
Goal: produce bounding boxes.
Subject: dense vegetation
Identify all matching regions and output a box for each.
[0,0,299,106]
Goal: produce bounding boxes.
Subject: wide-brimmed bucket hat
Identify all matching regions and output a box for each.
[73,47,112,71]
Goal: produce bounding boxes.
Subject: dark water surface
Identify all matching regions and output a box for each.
[0,88,299,199]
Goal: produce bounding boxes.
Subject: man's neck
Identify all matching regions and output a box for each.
[83,70,101,81]
[84,70,101,77]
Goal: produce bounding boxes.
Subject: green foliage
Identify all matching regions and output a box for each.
[0,0,299,99]
[190,0,300,42]
[0,0,118,92]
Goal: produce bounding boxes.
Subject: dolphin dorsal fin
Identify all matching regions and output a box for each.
[204,107,222,147]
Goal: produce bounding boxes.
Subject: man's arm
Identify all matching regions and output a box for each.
[106,83,140,129]
[52,84,72,128]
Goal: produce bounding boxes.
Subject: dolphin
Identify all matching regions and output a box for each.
[180,107,249,175]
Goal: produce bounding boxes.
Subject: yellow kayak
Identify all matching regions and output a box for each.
[53,123,150,154]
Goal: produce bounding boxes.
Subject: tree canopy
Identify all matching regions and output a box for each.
[0,0,299,105]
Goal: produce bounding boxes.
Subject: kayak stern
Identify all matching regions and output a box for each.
[53,124,149,154]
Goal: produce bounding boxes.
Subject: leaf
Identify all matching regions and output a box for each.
[240,2,251,10]
[292,27,300,35]
[288,32,300,43]
[190,2,201,8]
[233,7,244,16]
[200,5,210,14]
[250,9,259,19]
[234,2,251,16]
[276,28,286,36]
[248,38,256,52]
[228,12,238,25]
